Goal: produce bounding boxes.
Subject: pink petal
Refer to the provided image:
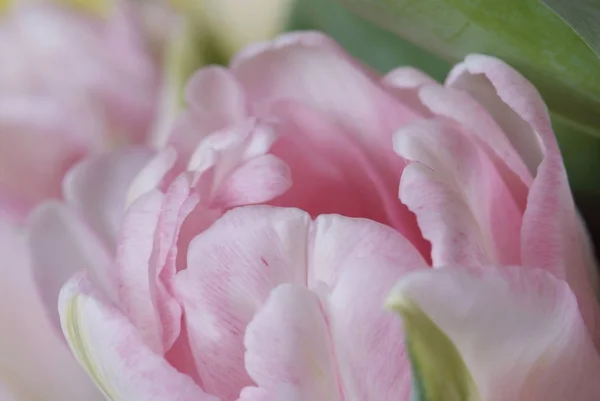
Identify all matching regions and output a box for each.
[382,67,438,116]
[211,154,291,209]
[175,206,310,400]
[168,67,248,160]
[268,101,428,257]
[244,225,426,400]
[116,176,198,353]
[126,147,178,208]
[237,387,290,401]
[450,54,600,341]
[231,32,418,147]
[395,118,522,266]
[418,84,531,204]
[116,190,166,352]
[326,255,420,400]
[185,66,247,120]
[308,212,427,287]
[0,219,103,401]
[389,266,600,400]
[176,206,427,400]
[27,201,114,329]
[187,120,279,199]
[63,146,153,251]
[446,56,544,174]
[59,274,218,401]
[244,284,343,401]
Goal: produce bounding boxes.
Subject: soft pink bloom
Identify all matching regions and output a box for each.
[7,32,600,400]
[0,2,157,220]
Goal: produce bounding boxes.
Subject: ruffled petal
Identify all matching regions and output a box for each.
[395,118,522,266]
[448,54,600,341]
[59,274,217,401]
[388,266,600,401]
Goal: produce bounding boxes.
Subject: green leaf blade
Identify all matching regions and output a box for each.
[337,0,600,139]
[540,0,600,60]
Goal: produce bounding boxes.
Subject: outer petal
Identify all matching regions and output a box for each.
[59,274,217,401]
[175,206,310,400]
[27,201,114,329]
[418,84,530,206]
[388,266,600,401]
[176,206,427,400]
[243,217,427,401]
[448,55,600,341]
[0,219,103,401]
[326,256,421,401]
[421,84,532,189]
[231,32,418,150]
[395,118,522,267]
[243,284,343,401]
[308,213,427,287]
[63,146,153,251]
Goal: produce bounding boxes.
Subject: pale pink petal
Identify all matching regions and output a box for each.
[326,255,419,400]
[187,120,278,195]
[175,206,310,400]
[395,118,522,266]
[308,212,427,287]
[59,274,218,401]
[450,55,600,341]
[185,66,247,120]
[211,154,291,209]
[116,189,165,352]
[27,201,114,329]
[245,214,426,400]
[237,387,288,401]
[446,56,544,173]
[245,240,423,400]
[244,284,343,401]
[0,219,103,401]
[117,176,198,353]
[419,84,531,203]
[168,67,248,159]
[126,147,177,208]
[231,32,418,148]
[382,67,437,116]
[63,146,153,251]
[176,206,427,400]
[389,266,600,400]
[152,177,200,349]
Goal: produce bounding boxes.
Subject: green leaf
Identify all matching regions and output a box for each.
[336,0,600,140]
[386,293,478,401]
[540,0,600,60]
[287,0,450,79]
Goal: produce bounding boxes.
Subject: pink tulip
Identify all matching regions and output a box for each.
[8,32,600,400]
[0,2,157,221]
